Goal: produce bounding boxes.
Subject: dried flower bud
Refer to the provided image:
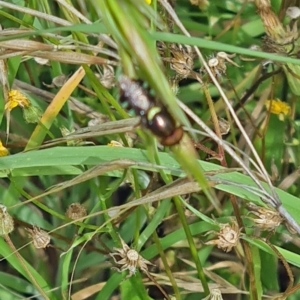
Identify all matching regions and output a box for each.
[218,118,230,135]
[96,65,115,89]
[205,221,240,252]
[0,205,14,235]
[66,203,87,220]
[162,44,195,79]
[26,226,50,249]
[247,202,282,231]
[204,52,239,80]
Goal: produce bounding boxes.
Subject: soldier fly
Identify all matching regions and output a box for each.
[119,75,183,146]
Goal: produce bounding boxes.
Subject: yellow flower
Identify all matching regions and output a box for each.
[5,90,30,111]
[145,0,151,4]
[5,90,42,123]
[265,99,291,116]
[0,140,9,157]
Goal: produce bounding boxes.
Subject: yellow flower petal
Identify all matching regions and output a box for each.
[265,99,290,116]
[5,90,30,112]
[0,140,9,157]
[145,0,151,4]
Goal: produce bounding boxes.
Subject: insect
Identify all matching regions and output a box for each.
[118,75,183,146]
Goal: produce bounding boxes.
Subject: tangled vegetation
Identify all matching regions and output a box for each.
[0,0,300,299]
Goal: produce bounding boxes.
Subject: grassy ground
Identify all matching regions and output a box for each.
[0,0,300,299]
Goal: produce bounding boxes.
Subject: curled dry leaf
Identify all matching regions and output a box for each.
[205,221,240,252]
[43,74,68,88]
[33,57,49,65]
[29,51,118,66]
[110,235,153,278]
[0,39,54,51]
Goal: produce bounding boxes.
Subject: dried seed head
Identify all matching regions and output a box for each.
[205,221,240,252]
[202,52,239,81]
[110,235,154,278]
[96,65,115,89]
[203,289,223,300]
[162,44,195,79]
[26,226,50,249]
[0,205,14,235]
[208,57,219,68]
[218,118,230,135]
[66,203,87,220]
[247,203,282,231]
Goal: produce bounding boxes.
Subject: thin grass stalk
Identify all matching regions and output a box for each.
[151,231,181,299]
[203,83,258,299]
[173,195,210,296]
[143,139,209,295]
[202,84,226,165]
[4,235,50,300]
